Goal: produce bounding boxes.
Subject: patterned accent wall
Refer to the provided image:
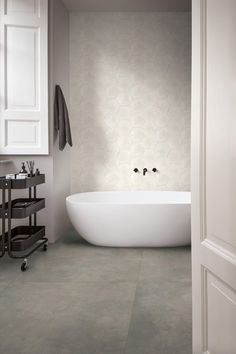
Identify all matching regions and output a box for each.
[70,12,191,192]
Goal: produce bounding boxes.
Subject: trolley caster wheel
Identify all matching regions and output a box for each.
[21,259,28,272]
[43,244,48,252]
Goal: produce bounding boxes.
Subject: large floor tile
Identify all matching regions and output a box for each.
[0,257,24,282]
[15,249,142,283]
[0,242,192,354]
[125,275,192,354]
[139,247,191,282]
[0,281,9,293]
[0,281,136,354]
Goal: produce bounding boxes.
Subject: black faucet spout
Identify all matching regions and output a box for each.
[143,168,148,176]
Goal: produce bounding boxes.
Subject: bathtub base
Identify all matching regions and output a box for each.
[66,191,191,248]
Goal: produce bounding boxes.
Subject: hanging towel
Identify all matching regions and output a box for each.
[54,85,73,151]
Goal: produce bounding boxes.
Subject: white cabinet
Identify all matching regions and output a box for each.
[0,0,48,154]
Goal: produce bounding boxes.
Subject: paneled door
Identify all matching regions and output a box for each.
[192,0,236,353]
[0,0,48,154]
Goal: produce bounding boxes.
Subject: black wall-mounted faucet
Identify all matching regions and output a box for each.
[143,168,148,176]
[134,168,159,175]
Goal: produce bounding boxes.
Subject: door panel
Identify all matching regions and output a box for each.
[5,0,39,16]
[192,0,236,353]
[6,120,40,147]
[206,271,236,354]
[6,26,39,110]
[0,0,48,155]
[205,0,236,253]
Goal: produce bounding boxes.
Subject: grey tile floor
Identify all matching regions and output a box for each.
[0,234,192,354]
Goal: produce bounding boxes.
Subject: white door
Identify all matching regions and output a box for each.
[0,0,48,155]
[192,0,236,353]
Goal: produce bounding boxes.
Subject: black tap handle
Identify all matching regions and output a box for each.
[152,168,159,173]
[133,168,139,173]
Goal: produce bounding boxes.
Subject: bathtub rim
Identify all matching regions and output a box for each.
[66,191,191,205]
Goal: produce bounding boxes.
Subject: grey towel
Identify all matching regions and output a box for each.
[54,85,73,151]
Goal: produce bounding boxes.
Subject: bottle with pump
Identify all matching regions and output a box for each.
[18,162,28,179]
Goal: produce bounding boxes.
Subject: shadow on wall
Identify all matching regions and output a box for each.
[70,13,191,193]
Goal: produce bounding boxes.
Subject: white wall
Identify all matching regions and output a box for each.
[51,0,71,241]
[70,12,191,193]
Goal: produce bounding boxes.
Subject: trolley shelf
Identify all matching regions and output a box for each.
[0,226,45,252]
[0,172,47,271]
[0,174,45,190]
[0,198,45,219]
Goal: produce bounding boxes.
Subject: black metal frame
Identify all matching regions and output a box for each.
[0,175,47,266]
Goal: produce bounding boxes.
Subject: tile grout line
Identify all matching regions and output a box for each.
[123,249,144,354]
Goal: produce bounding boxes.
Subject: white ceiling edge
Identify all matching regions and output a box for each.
[62,0,191,12]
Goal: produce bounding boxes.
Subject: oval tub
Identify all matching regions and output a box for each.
[66,191,191,247]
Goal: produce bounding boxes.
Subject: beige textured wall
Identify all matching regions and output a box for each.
[70,12,191,192]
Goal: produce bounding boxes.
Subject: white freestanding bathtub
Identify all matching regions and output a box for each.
[66,191,191,247]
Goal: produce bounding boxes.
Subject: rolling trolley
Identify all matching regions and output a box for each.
[0,174,48,271]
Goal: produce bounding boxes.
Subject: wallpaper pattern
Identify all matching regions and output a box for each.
[70,13,191,192]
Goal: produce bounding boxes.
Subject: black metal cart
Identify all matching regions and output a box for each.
[0,174,48,271]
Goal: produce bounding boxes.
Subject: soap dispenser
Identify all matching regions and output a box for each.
[19,162,28,178]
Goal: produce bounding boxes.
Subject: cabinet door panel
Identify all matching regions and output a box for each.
[0,0,48,155]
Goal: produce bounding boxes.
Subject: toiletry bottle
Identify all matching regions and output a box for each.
[19,162,28,178]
